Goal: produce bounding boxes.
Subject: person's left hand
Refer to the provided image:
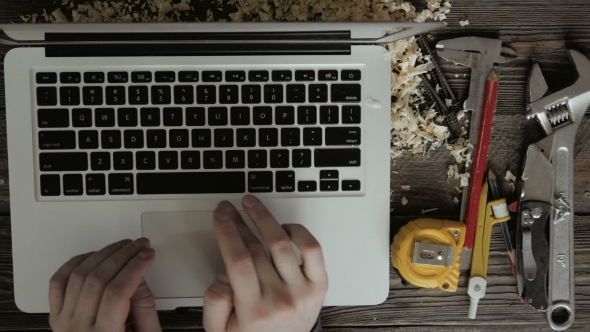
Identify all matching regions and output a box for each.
[48,238,162,332]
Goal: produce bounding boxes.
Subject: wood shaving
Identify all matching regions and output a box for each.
[505,170,517,182]
[453,197,460,204]
[401,185,411,191]
[366,98,382,109]
[456,109,466,120]
[401,197,409,206]
[459,19,469,26]
[447,164,470,187]
[585,192,590,199]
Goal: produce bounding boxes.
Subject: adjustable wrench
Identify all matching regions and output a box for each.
[518,49,590,330]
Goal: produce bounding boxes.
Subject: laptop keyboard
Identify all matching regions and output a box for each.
[33,67,364,199]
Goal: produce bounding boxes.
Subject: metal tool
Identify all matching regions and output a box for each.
[488,169,516,274]
[518,49,590,330]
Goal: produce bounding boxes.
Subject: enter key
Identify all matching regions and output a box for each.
[325,127,361,145]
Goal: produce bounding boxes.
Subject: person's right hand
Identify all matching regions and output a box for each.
[203,195,328,332]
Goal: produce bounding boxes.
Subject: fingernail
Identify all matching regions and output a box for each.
[213,206,231,222]
[242,194,259,208]
[217,200,235,211]
[133,237,150,247]
[138,248,155,258]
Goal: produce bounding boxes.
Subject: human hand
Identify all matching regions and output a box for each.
[204,195,328,332]
[48,238,162,332]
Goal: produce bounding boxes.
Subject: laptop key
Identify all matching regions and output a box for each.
[141,108,161,126]
[236,128,256,147]
[342,70,361,81]
[286,84,306,103]
[320,170,338,180]
[101,130,122,149]
[270,150,289,168]
[86,173,106,195]
[79,130,99,149]
[60,87,80,106]
[174,85,194,104]
[342,105,361,124]
[72,108,92,127]
[95,108,115,127]
[226,71,246,82]
[214,129,234,147]
[297,106,317,124]
[248,171,273,193]
[275,106,295,125]
[108,173,134,195]
[249,71,269,82]
[124,130,144,149]
[242,85,261,104]
[146,130,166,148]
[132,71,152,83]
[325,127,361,146]
[314,148,361,167]
[203,71,223,82]
[230,107,250,126]
[208,107,228,126]
[180,151,200,169]
[40,175,61,196]
[38,109,69,128]
[37,87,58,106]
[137,172,246,194]
[63,174,83,196]
[106,86,126,105]
[320,106,339,124]
[136,151,156,170]
[152,86,171,105]
[220,85,239,104]
[39,131,76,150]
[295,70,315,81]
[272,70,292,82]
[320,180,338,192]
[276,171,295,192]
[186,107,206,126]
[179,71,199,82]
[298,180,317,192]
[129,86,148,105]
[253,106,272,125]
[248,150,267,168]
[169,129,189,148]
[197,85,216,104]
[118,108,138,127]
[60,72,81,84]
[108,72,129,83]
[292,149,312,168]
[36,72,57,84]
[192,129,212,148]
[155,71,175,83]
[82,86,103,105]
[39,152,88,172]
[225,150,245,169]
[318,70,338,81]
[303,127,322,146]
[259,128,278,147]
[159,151,178,170]
[342,180,361,191]
[163,107,183,126]
[91,152,111,171]
[309,84,328,103]
[84,72,105,84]
[203,151,223,169]
[281,128,300,147]
[264,85,283,103]
[331,84,361,102]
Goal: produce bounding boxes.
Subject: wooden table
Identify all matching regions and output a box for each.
[1,0,589,330]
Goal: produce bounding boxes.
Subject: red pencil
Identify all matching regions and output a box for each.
[463,69,500,250]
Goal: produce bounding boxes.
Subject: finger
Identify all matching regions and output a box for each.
[219,201,279,285]
[130,279,162,332]
[95,247,156,328]
[49,252,92,315]
[212,201,261,305]
[61,239,132,317]
[282,224,328,285]
[203,271,234,332]
[242,195,303,283]
[75,238,151,322]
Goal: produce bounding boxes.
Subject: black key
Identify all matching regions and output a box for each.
[318,70,338,81]
[113,152,133,170]
[314,148,361,167]
[124,130,144,148]
[60,87,80,106]
[276,171,295,192]
[136,151,156,170]
[79,130,99,149]
[297,106,317,124]
[248,171,273,193]
[141,108,160,126]
[295,70,315,81]
[242,85,261,104]
[169,129,189,148]
[106,86,126,105]
[192,129,211,148]
[286,85,306,103]
[342,105,361,124]
[39,131,76,150]
[202,71,222,82]
[108,173,134,195]
[226,150,245,169]
[249,71,269,82]
[152,86,171,105]
[39,152,88,171]
[101,130,121,149]
[264,85,283,103]
[231,107,250,125]
[86,174,106,195]
[236,128,256,147]
[108,72,129,83]
[203,151,223,169]
[309,84,328,103]
[270,149,289,168]
[272,70,292,82]
[174,85,194,104]
[208,107,228,126]
[303,127,322,146]
[275,106,295,125]
[36,72,57,84]
[82,86,103,106]
[225,71,246,82]
[179,71,199,82]
[342,180,361,191]
[132,71,152,83]
[38,109,69,128]
[72,108,92,127]
[214,129,234,147]
[137,172,246,194]
[248,150,267,168]
[60,72,81,84]
[320,180,338,192]
[326,127,361,145]
[320,106,339,124]
[331,84,361,103]
[63,174,83,196]
[180,151,200,170]
[91,152,111,171]
[146,130,166,148]
[37,87,58,106]
[298,180,317,192]
[129,86,149,105]
[253,106,272,125]
[163,107,183,126]
[220,85,239,104]
[320,170,339,180]
[84,72,105,84]
[186,107,206,126]
[197,85,216,104]
[342,69,361,81]
[155,71,175,83]
[118,108,138,127]
[40,174,61,196]
[281,128,300,146]
[259,128,278,147]
[95,108,115,127]
[158,151,178,170]
[292,149,311,168]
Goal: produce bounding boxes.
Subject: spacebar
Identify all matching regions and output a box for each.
[137,172,246,194]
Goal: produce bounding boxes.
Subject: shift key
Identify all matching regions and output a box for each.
[40,152,88,171]
[314,149,360,167]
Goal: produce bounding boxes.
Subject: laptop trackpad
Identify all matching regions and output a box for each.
[142,211,252,299]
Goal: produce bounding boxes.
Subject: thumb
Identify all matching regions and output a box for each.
[203,272,234,332]
[130,279,162,332]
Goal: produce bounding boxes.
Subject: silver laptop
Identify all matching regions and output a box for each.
[1,22,440,312]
